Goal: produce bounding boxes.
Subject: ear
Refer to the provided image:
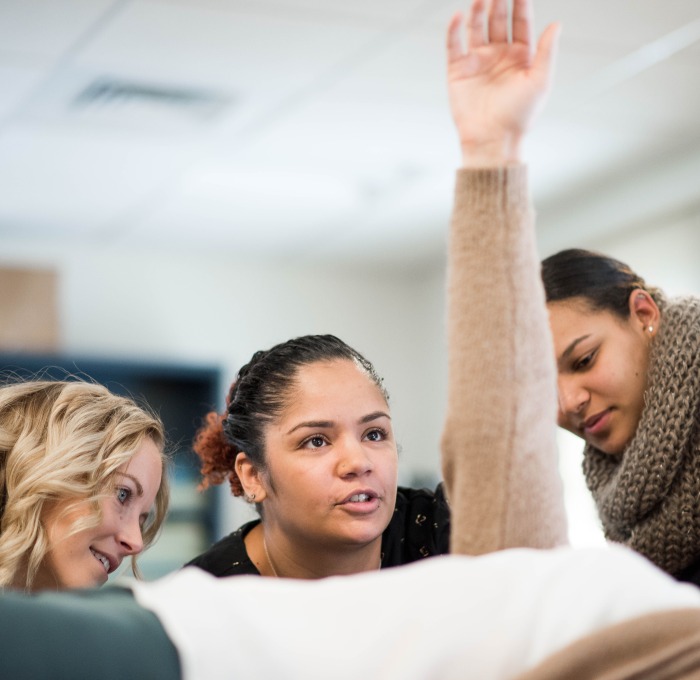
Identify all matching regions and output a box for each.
[628,288,660,336]
[235,452,268,503]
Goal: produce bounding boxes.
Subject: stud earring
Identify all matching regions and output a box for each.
[648,325,654,333]
[246,493,256,502]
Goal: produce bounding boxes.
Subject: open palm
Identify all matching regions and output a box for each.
[447,0,560,164]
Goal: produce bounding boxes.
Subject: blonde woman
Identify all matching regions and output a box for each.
[0,380,169,591]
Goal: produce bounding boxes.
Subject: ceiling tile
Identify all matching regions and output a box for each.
[0,0,698,265]
[150,0,438,22]
[0,0,114,59]
[73,2,381,90]
[0,125,197,238]
[134,163,363,253]
[0,64,47,119]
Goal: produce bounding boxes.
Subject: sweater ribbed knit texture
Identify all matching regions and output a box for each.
[442,166,567,555]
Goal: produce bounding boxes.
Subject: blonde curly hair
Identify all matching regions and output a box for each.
[0,380,169,590]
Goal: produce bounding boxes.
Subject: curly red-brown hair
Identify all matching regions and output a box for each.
[192,409,243,496]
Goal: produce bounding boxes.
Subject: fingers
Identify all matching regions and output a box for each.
[488,0,509,43]
[468,0,486,49]
[532,22,561,84]
[511,0,533,46]
[453,0,552,54]
[447,11,465,62]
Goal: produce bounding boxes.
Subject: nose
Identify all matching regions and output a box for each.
[118,517,145,556]
[337,437,373,478]
[557,376,589,426]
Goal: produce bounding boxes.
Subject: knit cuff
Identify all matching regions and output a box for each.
[453,165,529,218]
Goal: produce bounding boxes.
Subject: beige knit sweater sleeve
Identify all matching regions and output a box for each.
[441,166,568,554]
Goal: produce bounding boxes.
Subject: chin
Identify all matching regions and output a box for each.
[595,436,627,456]
[355,524,390,546]
[70,573,105,590]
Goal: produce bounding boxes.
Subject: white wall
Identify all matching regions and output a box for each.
[1,242,449,530]
[58,246,447,474]
[595,210,700,296]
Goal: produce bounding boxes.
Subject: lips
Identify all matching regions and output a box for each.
[339,489,379,505]
[90,548,117,574]
[582,409,610,436]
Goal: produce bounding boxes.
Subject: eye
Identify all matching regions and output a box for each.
[301,435,329,450]
[574,350,596,371]
[364,428,387,442]
[116,487,132,504]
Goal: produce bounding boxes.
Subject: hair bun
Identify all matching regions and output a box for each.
[193,410,243,495]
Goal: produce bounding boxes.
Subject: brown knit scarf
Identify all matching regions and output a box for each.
[582,296,700,576]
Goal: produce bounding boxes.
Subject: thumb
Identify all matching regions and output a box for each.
[532,22,561,87]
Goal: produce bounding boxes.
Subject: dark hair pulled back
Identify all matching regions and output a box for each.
[193,334,386,497]
[541,248,661,318]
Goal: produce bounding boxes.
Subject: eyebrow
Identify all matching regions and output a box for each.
[559,334,592,365]
[286,411,391,435]
[360,411,391,425]
[117,472,144,497]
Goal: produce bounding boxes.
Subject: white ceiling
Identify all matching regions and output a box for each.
[0,0,698,265]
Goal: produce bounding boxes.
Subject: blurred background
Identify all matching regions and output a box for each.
[1,0,699,577]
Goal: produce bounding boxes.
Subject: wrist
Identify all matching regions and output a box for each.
[459,134,523,168]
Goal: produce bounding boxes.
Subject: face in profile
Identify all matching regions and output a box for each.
[35,437,163,590]
[256,359,398,553]
[548,297,654,455]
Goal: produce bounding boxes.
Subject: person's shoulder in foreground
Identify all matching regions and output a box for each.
[114,545,700,680]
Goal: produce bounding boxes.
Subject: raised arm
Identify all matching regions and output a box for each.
[441,0,568,554]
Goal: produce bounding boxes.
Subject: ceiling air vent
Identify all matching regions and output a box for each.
[70,77,231,129]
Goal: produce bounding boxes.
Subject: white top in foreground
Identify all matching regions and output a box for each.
[130,544,700,680]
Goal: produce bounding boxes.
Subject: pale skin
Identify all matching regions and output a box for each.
[549,290,661,455]
[30,438,163,591]
[447,0,560,167]
[236,360,398,579]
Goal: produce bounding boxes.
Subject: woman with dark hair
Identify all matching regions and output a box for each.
[186,333,451,578]
[542,247,700,584]
[185,0,567,579]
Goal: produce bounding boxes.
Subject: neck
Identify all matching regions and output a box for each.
[246,523,383,579]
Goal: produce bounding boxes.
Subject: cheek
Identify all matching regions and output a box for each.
[587,348,627,401]
[617,340,650,398]
[376,447,398,484]
[45,501,92,542]
[627,349,651,411]
[598,365,625,399]
[91,501,123,537]
[597,343,648,410]
[267,457,333,500]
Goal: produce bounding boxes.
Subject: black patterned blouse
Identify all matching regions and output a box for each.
[185,485,451,577]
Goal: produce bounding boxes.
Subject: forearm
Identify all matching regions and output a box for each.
[441,165,567,554]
